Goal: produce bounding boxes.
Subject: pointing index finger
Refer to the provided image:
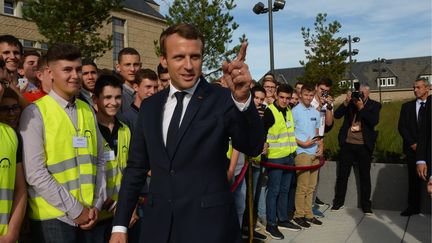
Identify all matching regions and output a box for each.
[235,42,248,62]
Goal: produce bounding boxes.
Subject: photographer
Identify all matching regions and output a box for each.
[331,83,381,215]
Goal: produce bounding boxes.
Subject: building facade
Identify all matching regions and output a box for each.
[0,0,166,70]
[266,56,431,102]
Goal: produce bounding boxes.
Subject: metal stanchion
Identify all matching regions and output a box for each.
[246,156,254,243]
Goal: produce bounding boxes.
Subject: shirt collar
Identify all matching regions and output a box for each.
[417,98,427,104]
[49,90,76,109]
[123,83,135,95]
[168,77,201,98]
[298,102,312,111]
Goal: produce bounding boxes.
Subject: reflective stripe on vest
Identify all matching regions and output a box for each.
[100,122,130,220]
[266,104,297,159]
[29,95,98,220]
[0,123,17,235]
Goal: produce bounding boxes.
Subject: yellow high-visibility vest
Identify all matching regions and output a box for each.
[28,95,98,220]
[0,123,17,235]
[100,122,130,220]
[266,104,297,159]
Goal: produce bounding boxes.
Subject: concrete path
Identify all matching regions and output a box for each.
[258,207,431,243]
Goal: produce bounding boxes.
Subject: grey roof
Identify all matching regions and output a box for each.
[266,56,432,90]
[122,0,165,20]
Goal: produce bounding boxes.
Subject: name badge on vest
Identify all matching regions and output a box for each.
[285,121,292,128]
[73,136,88,148]
[104,150,115,161]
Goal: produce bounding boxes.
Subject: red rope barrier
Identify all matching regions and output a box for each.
[261,157,326,170]
[230,161,249,192]
[230,157,326,192]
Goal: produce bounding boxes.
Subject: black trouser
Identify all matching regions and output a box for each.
[405,152,421,210]
[334,143,372,209]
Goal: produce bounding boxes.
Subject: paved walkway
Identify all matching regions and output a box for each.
[259,206,431,243]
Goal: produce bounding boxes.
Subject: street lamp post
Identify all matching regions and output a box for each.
[372,58,391,103]
[341,35,360,90]
[253,0,285,74]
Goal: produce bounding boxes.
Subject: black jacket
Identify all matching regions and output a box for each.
[334,98,381,154]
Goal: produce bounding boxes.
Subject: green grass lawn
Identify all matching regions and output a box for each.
[324,100,407,163]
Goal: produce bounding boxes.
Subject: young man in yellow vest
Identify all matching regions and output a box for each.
[0,85,26,242]
[91,73,141,243]
[20,43,106,242]
[262,84,301,240]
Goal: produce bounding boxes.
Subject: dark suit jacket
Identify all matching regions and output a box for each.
[334,98,381,154]
[113,78,264,243]
[416,95,431,169]
[398,99,421,156]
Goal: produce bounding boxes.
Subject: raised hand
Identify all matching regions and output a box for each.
[221,42,252,103]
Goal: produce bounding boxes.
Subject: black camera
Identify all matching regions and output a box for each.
[258,104,267,112]
[321,90,329,98]
[352,82,364,100]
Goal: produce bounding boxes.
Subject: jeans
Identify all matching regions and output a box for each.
[233,176,246,228]
[30,219,93,243]
[252,166,266,221]
[266,154,295,225]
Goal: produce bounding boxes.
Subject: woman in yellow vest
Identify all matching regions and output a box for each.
[0,87,27,242]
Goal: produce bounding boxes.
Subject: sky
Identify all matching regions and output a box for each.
[157,0,432,80]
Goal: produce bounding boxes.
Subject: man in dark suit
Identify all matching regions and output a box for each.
[109,24,264,243]
[331,83,381,215]
[398,78,430,216]
[415,93,431,196]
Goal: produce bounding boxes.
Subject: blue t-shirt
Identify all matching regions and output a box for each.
[292,102,320,155]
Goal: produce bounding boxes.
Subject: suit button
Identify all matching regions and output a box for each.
[170,169,175,176]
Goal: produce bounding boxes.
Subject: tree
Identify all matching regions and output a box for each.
[157,0,243,79]
[23,0,122,59]
[298,13,349,95]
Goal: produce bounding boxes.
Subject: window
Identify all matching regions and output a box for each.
[339,79,357,89]
[40,43,49,50]
[4,0,14,15]
[419,75,432,84]
[376,77,396,87]
[112,17,125,67]
[23,39,36,48]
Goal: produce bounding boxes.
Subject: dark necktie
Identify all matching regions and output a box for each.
[418,101,426,127]
[166,91,186,157]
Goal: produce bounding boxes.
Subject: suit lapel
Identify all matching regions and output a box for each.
[170,78,209,160]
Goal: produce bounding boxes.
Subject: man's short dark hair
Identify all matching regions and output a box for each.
[0,35,23,55]
[294,81,304,87]
[117,47,140,64]
[18,51,41,69]
[160,23,204,57]
[134,68,158,86]
[277,84,293,95]
[317,77,333,87]
[157,63,168,76]
[94,74,123,97]
[37,55,48,71]
[415,77,430,86]
[82,58,97,69]
[251,85,266,97]
[46,43,81,64]
[301,83,315,93]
